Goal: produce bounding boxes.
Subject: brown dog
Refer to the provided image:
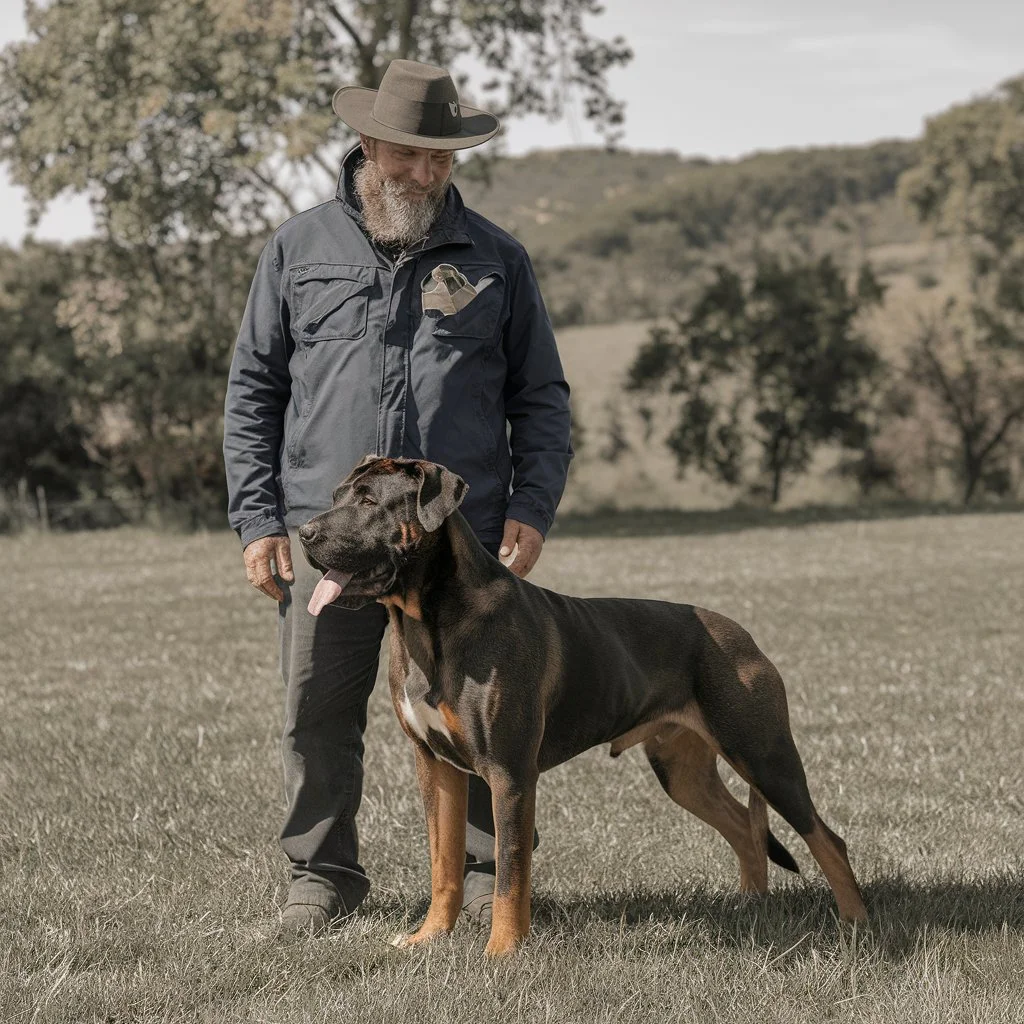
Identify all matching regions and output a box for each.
[299,456,867,956]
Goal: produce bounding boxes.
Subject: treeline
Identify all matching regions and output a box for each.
[460,140,923,328]
[617,76,1024,506]
[2,75,1023,527]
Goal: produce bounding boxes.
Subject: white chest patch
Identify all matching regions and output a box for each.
[400,691,471,773]
[400,691,452,744]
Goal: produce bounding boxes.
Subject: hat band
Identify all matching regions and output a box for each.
[372,91,463,138]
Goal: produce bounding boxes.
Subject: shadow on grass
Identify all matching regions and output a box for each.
[549,500,1024,539]
[526,870,1024,960]
[365,870,1024,963]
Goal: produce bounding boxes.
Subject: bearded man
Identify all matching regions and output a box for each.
[223,59,573,934]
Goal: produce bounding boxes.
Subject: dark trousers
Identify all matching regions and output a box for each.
[276,528,501,912]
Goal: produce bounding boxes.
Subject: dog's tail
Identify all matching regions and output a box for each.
[767,831,800,873]
[749,787,801,875]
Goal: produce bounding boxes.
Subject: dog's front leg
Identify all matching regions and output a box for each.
[393,744,468,948]
[485,770,537,957]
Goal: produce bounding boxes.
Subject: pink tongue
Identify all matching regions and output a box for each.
[307,569,355,616]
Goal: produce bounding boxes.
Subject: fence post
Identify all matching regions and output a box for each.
[36,485,50,532]
[17,478,33,528]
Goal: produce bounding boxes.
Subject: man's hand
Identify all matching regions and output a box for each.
[243,534,295,602]
[499,519,544,578]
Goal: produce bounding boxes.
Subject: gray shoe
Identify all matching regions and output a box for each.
[461,869,495,927]
[278,902,338,937]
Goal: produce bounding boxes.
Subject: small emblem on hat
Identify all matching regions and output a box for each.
[449,101,458,117]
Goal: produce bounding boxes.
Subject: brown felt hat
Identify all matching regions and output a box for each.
[332,59,500,151]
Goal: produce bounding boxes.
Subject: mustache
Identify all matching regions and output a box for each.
[385,179,446,199]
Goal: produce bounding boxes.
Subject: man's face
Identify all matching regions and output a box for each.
[354,135,455,246]
[361,137,454,196]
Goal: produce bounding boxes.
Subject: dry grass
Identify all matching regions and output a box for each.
[2,513,1023,1023]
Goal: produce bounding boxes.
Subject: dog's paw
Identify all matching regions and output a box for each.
[392,927,447,949]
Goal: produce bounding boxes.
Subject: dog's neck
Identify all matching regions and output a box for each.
[383,510,509,662]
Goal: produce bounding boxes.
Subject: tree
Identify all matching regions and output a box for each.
[899,74,1024,326]
[0,0,630,523]
[906,300,1024,503]
[0,241,97,506]
[898,73,1024,502]
[0,0,632,246]
[626,255,883,504]
[55,234,262,525]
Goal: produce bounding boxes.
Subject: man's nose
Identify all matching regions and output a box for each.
[409,157,433,188]
[298,522,319,543]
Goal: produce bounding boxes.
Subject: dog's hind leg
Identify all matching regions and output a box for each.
[645,728,770,894]
[696,697,867,923]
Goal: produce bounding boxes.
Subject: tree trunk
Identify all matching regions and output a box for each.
[770,461,783,505]
[962,450,982,505]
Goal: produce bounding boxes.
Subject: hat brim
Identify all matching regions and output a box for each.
[332,86,500,151]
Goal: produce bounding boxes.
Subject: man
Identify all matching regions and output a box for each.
[223,59,573,934]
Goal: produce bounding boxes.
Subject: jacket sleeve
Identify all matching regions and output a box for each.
[223,236,293,548]
[502,249,574,537]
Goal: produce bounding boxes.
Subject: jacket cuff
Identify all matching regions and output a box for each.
[504,494,553,538]
[237,510,288,549]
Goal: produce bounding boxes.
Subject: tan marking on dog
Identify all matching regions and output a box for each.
[437,701,463,741]
[801,818,867,923]
[394,748,468,948]
[693,606,784,699]
[608,703,713,758]
[643,725,769,895]
[380,588,424,621]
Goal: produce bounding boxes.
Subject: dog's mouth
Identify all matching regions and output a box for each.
[307,565,397,616]
[307,568,355,616]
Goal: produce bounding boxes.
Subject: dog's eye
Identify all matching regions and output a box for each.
[358,494,377,507]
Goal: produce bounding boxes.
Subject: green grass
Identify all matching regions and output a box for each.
[2,514,1023,1022]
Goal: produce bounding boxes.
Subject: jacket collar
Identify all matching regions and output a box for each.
[334,144,473,251]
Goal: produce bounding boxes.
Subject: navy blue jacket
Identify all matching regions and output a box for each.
[223,146,573,550]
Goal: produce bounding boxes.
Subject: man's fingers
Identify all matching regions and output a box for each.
[502,520,544,578]
[247,565,285,602]
[274,537,295,583]
[243,535,289,602]
[499,520,520,560]
[509,539,539,578]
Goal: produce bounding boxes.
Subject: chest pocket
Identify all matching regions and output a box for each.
[290,264,376,343]
[423,265,505,343]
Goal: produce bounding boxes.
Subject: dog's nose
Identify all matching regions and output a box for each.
[298,522,319,543]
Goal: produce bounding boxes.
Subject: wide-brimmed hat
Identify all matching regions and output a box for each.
[333,59,500,151]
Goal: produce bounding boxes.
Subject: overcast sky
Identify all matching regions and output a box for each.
[2,0,1022,244]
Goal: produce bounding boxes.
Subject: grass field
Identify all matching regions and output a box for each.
[2,513,1023,1023]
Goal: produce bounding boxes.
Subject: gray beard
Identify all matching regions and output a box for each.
[353,159,449,248]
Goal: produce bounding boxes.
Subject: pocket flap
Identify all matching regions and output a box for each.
[291,264,376,339]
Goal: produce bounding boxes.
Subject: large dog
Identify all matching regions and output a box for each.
[299,456,867,956]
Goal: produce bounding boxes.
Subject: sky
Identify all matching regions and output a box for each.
[2,0,1022,244]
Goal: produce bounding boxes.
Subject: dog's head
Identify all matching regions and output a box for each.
[298,455,468,613]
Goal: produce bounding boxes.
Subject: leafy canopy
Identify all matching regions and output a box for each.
[0,0,631,247]
[627,256,884,504]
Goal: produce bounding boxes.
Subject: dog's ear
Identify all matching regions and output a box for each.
[342,453,381,485]
[415,462,467,533]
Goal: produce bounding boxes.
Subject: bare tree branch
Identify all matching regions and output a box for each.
[246,166,300,218]
[977,404,1024,465]
[323,1,366,54]
[917,321,970,437]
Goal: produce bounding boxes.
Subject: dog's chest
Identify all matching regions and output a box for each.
[394,654,477,772]
[400,688,475,772]
[401,692,447,742]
